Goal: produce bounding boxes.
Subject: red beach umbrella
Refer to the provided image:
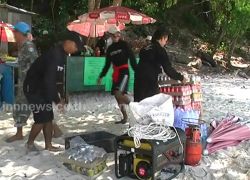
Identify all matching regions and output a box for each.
[0,21,15,43]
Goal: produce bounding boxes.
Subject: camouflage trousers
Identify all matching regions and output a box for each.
[13,84,31,127]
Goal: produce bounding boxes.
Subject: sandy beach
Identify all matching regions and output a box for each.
[0,74,250,180]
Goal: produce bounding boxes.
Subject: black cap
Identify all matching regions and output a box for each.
[65,31,85,52]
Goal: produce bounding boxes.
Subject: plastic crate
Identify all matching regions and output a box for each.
[56,153,107,179]
[65,131,117,153]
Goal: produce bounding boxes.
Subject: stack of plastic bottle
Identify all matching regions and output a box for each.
[159,74,202,111]
[190,75,202,111]
[159,74,206,146]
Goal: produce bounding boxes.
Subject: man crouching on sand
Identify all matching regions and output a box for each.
[23,31,85,152]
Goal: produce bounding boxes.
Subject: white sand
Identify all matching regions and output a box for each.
[0,75,250,180]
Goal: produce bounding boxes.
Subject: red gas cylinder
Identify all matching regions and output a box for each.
[185,126,202,166]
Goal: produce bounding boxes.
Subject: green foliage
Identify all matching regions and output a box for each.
[218,42,227,52]
[4,0,249,58]
[123,0,179,20]
[32,17,53,35]
[209,0,250,60]
[211,0,250,47]
[182,12,209,33]
[245,29,250,41]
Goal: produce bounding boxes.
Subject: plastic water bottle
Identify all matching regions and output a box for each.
[200,123,208,150]
[119,75,128,93]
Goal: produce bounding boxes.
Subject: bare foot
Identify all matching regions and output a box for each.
[25,143,40,155]
[53,124,63,138]
[53,130,63,138]
[5,135,24,143]
[45,145,63,152]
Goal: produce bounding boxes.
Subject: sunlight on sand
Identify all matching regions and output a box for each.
[0,76,249,179]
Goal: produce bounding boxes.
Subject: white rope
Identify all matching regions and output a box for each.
[128,123,177,148]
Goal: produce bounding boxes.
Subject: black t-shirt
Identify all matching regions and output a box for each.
[138,42,184,81]
[24,44,67,104]
[99,40,137,78]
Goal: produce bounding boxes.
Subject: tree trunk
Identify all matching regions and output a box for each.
[88,0,95,12]
[172,0,175,6]
[51,0,56,30]
[212,26,226,54]
[95,0,101,9]
[113,0,122,6]
[30,0,34,11]
[226,36,238,68]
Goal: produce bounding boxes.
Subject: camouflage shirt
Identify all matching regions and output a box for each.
[17,40,38,97]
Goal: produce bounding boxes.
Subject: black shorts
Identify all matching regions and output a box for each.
[25,93,54,124]
[111,69,129,95]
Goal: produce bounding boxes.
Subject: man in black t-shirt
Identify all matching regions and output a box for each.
[24,31,85,152]
[98,27,137,124]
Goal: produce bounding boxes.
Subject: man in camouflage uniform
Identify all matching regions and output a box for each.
[6,22,63,143]
[6,22,38,142]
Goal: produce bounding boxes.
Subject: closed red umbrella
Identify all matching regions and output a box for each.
[207,123,250,143]
[206,116,239,143]
[0,21,15,43]
[204,115,250,155]
[204,140,241,155]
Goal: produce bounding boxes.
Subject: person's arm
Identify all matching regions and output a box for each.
[20,43,38,74]
[158,48,184,81]
[43,58,60,104]
[99,54,111,78]
[125,42,137,71]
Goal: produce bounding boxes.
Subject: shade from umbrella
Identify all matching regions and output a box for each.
[79,6,156,25]
[0,21,15,43]
[67,20,125,38]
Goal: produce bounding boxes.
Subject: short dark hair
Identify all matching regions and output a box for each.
[64,31,85,51]
[152,26,170,43]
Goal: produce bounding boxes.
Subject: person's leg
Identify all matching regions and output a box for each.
[6,127,24,142]
[43,121,61,151]
[119,104,128,121]
[114,90,130,124]
[52,123,63,138]
[25,122,43,153]
[40,102,61,151]
[27,123,43,146]
[6,98,30,143]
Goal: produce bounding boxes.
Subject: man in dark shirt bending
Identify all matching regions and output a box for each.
[134,27,187,102]
[98,27,137,124]
[23,31,85,152]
